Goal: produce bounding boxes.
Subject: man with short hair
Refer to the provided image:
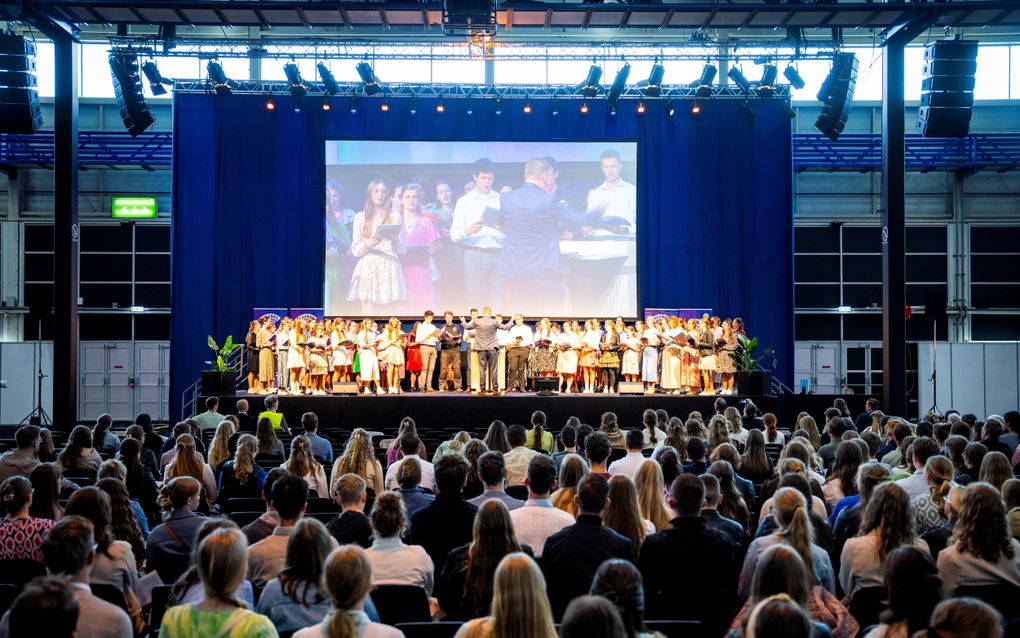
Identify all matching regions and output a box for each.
[416,311,442,392]
[980,418,1012,458]
[451,158,504,309]
[235,398,258,433]
[468,451,524,511]
[509,455,574,557]
[438,311,464,391]
[503,424,539,486]
[682,437,710,476]
[637,475,737,634]
[608,429,646,478]
[860,431,881,461]
[7,576,79,638]
[540,473,634,619]
[0,425,41,484]
[410,454,479,569]
[880,422,913,466]
[855,398,880,432]
[326,473,372,548]
[699,473,744,553]
[583,431,612,479]
[552,424,578,473]
[586,148,636,229]
[461,307,512,395]
[242,467,289,546]
[0,515,132,638]
[258,394,290,433]
[506,315,534,393]
[248,475,336,588]
[384,433,437,492]
[894,437,942,500]
[817,418,847,468]
[301,412,333,463]
[194,396,222,432]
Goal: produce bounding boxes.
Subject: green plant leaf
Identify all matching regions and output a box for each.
[208,335,218,352]
[223,335,234,351]
[216,355,225,371]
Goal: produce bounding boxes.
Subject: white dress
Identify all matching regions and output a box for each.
[621,336,641,375]
[287,329,305,369]
[358,331,380,381]
[660,328,683,389]
[331,330,351,367]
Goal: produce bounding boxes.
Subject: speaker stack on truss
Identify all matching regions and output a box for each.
[109,52,155,137]
[917,39,978,138]
[0,32,43,134]
[815,52,858,142]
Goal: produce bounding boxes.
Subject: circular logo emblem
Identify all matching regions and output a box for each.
[71,224,80,241]
[881,226,888,244]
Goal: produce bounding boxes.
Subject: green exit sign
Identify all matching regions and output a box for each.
[111,197,158,219]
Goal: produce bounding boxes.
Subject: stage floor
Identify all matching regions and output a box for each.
[210,392,865,437]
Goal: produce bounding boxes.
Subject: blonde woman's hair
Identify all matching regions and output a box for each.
[550,454,588,517]
[603,475,648,556]
[489,553,557,638]
[166,434,204,483]
[323,545,374,638]
[334,428,374,479]
[771,487,815,578]
[208,420,236,469]
[446,431,472,457]
[287,435,320,479]
[797,415,821,450]
[723,406,743,434]
[634,459,673,532]
[926,455,955,504]
[196,527,249,608]
[233,434,258,485]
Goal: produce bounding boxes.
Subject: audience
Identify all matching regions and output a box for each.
[410,453,479,569]
[468,451,524,511]
[249,475,331,590]
[559,595,627,638]
[979,451,1014,491]
[256,417,286,459]
[454,553,557,638]
[386,417,428,466]
[937,482,1020,595]
[864,546,942,638]
[59,425,103,473]
[509,455,575,557]
[633,459,673,532]
[300,412,334,463]
[552,423,578,472]
[503,424,539,487]
[0,425,42,484]
[255,518,335,633]
[92,414,120,456]
[28,462,63,521]
[0,475,55,561]
[394,456,435,516]
[699,473,745,551]
[207,419,235,470]
[163,433,217,510]
[527,410,554,453]
[366,491,434,595]
[604,475,653,553]
[168,518,255,608]
[326,473,373,548]
[6,576,80,638]
[218,434,268,503]
[925,597,1003,638]
[550,453,589,517]
[914,454,955,534]
[739,429,774,484]
[242,467,289,545]
[330,428,384,497]
[482,420,511,455]
[282,435,329,498]
[585,432,613,478]
[589,559,660,638]
[384,433,437,492]
[608,429,647,478]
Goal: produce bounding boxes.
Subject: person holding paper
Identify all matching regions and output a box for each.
[416,311,442,392]
[461,307,512,395]
[506,314,533,393]
[399,184,441,313]
[348,179,406,315]
[450,159,503,310]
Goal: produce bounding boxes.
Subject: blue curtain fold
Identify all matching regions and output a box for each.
[171,94,793,418]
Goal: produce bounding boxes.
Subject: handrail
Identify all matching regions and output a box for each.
[180,347,246,421]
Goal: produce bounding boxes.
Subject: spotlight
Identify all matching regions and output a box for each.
[551,98,559,116]
[206,61,237,96]
[636,102,646,114]
[579,63,602,98]
[523,101,532,114]
[607,62,630,109]
[466,102,474,115]
[690,63,717,99]
[284,62,307,99]
[141,60,171,96]
[783,65,805,90]
[727,66,752,94]
[691,101,702,114]
[356,61,384,95]
[380,100,390,112]
[436,101,445,113]
[638,63,665,97]
[349,97,358,114]
[756,64,778,97]
[781,100,797,119]
[265,96,276,111]
[409,99,417,115]
[317,62,340,96]
[322,101,331,111]
[665,99,675,117]
[494,96,502,115]
[580,101,589,114]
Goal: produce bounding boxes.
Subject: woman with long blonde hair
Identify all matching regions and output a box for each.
[164,433,217,509]
[331,428,384,496]
[550,454,589,517]
[633,459,673,532]
[348,179,406,315]
[283,435,329,498]
[603,475,651,556]
[796,415,822,450]
[208,420,235,470]
[454,553,557,638]
[216,434,266,505]
[379,317,405,395]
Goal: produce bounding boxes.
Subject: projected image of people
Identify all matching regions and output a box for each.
[324,141,638,318]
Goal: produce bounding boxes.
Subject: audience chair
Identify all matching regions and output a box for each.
[0,559,46,586]
[645,620,704,638]
[144,584,173,633]
[505,485,529,500]
[370,585,432,625]
[228,511,264,527]
[223,497,266,514]
[395,622,462,638]
[955,583,1020,622]
[306,497,340,513]
[847,586,887,630]
[0,584,19,618]
[90,583,130,614]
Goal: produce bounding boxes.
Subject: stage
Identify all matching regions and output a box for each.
[207,392,867,439]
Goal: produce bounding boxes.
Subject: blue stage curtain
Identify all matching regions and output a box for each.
[171,94,792,418]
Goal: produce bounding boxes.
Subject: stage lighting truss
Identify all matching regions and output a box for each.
[284,62,308,100]
[140,60,172,96]
[606,62,630,111]
[356,61,385,96]
[637,63,665,98]
[205,61,237,95]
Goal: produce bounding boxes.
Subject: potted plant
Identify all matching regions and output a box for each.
[201,335,242,397]
[734,333,773,396]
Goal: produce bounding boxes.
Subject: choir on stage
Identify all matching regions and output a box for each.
[246,311,750,397]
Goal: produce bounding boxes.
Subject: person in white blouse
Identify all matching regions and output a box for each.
[282,436,329,499]
[415,311,441,392]
[384,435,437,493]
[364,491,434,596]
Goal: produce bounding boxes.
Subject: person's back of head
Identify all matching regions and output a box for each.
[15,425,41,451]
[670,474,705,517]
[526,454,557,497]
[589,559,650,638]
[301,412,319,433]
[400,432,421,457]
[699,473,721,509]
[531,410,547,429]
[585,432,611,467]
[435,453,470,494]
[624,429,644,451]
[750,545,811,609]
[42,515,94,576]
[371,491,406,539]
[397,456,422,489]
[280,518,333,601]
[893,422,912,445]
[912,437,940,467]
[685,436,707,463]
[576,473,610,515]
[560,425,577,450]
[744,594,814,638]
[335,473,366,509]
[264,393,279,411]
[921,597,1002,638]
[713,398,727,414]
[272,475,309,522]
[560,595,627,638]
[507,424,527,448]
[9,575,79,638]
[881,545,942,635]
[477,451,507,489]
[323,545,374,636]
[205,396,219,412]
[197,527,248,606]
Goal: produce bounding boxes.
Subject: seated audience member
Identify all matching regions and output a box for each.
[956,442,987,486]
[218,434,267,504]
[832,463,892,561]
[160,527,277,637]
[384,433,436,492]
[638,474,738,633]
[600,412,626,449]
[439,500,527,621]
[682,437,710,476]
[193,396,223,432]
[92,414,121,456]
[509,454,575,558]
[839,482,930,599]
[256,518,335,633]
[559,595,627,638]
[300,412,334,463]
[249,475,331,590]
[38,428,58,463]
[913,455,955,535]
[232,399,257,434]
[550,453,589,518]
[1005,479,1020,542]
[758,474,834,555]
[394,457,435,517]
[937,481,1020,595]
[700,474,745,551]
[454,553,557,638]
[28,463,63,521]
[552,424,579,473]
[0,425,42,484]
[148,477,205,583]
[96,478,147,563]
[59,425,103,473]
[282,435,330,498]
[6,576,79,638]
[117,437,159,524]
[330,428,384,497]
[980,419,1012,458]
[711,444,756,507]
[326,473,373,548]
[895,437,940,501]
[740,487,835,600]
[923,485,966,558]
[64,487,139,614]
[292,545,404,638]
[503,424,540,487]
[635,459,674,532]
[468,451,525,511]
[163,433,218,510]
[589,559,661,638]
[462,439,488,500]
[821,442,863,509]
[134,413,164,459]
[169,518,255,608]
[608,429,648,478]
[0,475,55,562]
[739,430,774,485]
[257,393,290,434]
[863,546,941,638]
[758,459,828,523]
[604,475,653,554]
[526,411,554,453]
[387,417,429,466]
[159,423,200,471]
[410,453,479,569]
[207,420,235,472]
[585,432,613,479]
[925,598,1003,638]
[729,545,857,638]
[256,417,286,459]
[708,459,754,534]
[641,409,668,449]
[365,491,434,595]
[0,515,133,638]
[739,593,818,638]
[242,468,289,546]
[541,473,634,619]
[123,425,159,479]
[979,451,1014,491]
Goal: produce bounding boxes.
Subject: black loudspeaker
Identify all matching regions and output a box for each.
[918,39,977,138]
[109,52,155,137]
[535,377,559,396]
[924,290,948,322]
[0,33,43,134]
[814,52,858,142]
[443,0,496,28]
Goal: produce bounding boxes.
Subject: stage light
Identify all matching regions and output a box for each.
[466,102,474,115]
[317,62,340,96]
[349,97,358,114]
[728,66,752,94]
[436,101,445,113]
[579,63,602,98]
[494,96,502,115]
[141,60,171,96]
[409,99,417,115]
[756,64,778,97]
[380,100,390,112]
[322,101,331,111]
[691,63,717,99]
[636,102,646,114]
[265,96,276,111]
[356,61,384,96]
[741,99,757,119]
[781,100,797,119]
[284,62,308,99]
[551,98,559,116]
[523,101,532,114]
[691,101,702,114]
[638,63,665,97]
[206,61,237,96]
[783,65,805,90]
[580,101,589,114]
[665,99,675,117]
[607,62,630,109]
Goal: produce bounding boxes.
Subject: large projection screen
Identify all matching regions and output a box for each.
[324,140,638,318]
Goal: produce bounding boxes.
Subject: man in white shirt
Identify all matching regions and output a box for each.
[384,433,437,492]
[509,455,574,558]
[415,311,441,392]
[608,429,648,478]
[896,436,941,500]
[194,396,223,432]
[503,425,539,486]
[450,158,503,309]
[586,148,636,232]
[506,315,534,393]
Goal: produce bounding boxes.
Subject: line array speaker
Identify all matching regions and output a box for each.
[917,39,978,138]
[0,33,43,134]
[109,52,155,137]
[814,52,858,142]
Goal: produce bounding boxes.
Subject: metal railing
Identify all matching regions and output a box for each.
[179,347,246,421]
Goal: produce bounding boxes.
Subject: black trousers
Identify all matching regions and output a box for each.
[440,349,462,389]
[508,347,530,392]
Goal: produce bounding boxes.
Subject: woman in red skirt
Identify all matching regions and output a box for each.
[406,320,423,391]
